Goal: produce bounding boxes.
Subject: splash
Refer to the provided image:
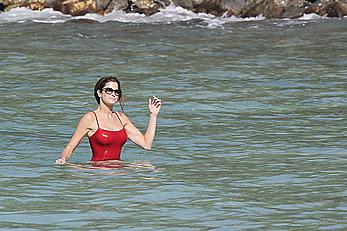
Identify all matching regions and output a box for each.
[299,13,327,20]
[0,7,71,23]
[0,5,265,28]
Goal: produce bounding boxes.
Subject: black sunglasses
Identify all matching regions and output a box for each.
[102,87,121,96]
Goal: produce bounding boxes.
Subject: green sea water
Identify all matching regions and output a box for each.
[0,16,346,230]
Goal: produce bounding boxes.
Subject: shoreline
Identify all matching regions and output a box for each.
[1,0,347,19]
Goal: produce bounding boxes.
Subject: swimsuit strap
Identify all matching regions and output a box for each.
[92,111,100,128]
[114,112,124,127]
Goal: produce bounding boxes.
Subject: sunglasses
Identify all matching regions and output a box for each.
[102,87,121,96]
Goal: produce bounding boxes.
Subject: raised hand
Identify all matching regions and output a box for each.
[148,96,162,116]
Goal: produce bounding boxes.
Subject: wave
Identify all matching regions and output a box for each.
[0,5,261,28]
[0,5,327,28]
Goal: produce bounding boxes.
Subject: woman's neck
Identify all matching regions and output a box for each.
[98,103,113,115]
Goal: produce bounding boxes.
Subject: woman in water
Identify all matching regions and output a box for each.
[56,76,162,164]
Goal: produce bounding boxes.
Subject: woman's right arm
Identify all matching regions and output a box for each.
[55,112,94,164]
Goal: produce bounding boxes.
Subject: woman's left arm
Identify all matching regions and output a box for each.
[123,96,162,150]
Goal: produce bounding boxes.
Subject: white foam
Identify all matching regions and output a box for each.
[299,13,327,20]
[75,4,249,28]
[0,5,264,27]
[0,7,71,23]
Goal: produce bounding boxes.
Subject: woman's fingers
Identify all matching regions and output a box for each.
[155,100,162,108]
[149,96,162,113]
[150,96,162,107]
[153,99,162,108]
[151,96,158,104]
[55,158,66,164]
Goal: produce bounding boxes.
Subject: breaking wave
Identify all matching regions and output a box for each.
[0,5,328,28]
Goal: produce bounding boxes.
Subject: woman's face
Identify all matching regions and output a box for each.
[98,81,120,105]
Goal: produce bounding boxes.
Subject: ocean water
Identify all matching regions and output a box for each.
[0,6,346,230]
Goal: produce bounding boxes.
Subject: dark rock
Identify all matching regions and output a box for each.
[172,0,229,16]
[304,0,347,18]
[281,0,306,18]
[126,0,161,16]
[240,0,308,19]
[2,0,347,18]
[325,1,347,17]
[282,5,306,18]
[223,0,263,16]
[304,1,325,15]
[154,0,171,8]
[226,8,237,16]
[171,0,194,10]
[194,0,228,16]
[241,0,285,18]
[100,0,128,14]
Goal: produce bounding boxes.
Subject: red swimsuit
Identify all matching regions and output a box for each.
[88,112,127,161]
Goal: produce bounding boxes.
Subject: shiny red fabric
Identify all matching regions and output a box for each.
[88,128,127,161]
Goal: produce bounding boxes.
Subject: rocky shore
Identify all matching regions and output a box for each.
[1,0,347,18]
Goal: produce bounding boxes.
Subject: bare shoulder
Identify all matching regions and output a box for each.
[115,111,130,125]
[116,111,127,118]
[78,111,96,126]
[82,111,96,121]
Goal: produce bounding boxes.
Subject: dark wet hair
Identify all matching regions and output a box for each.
[94,76,124,111]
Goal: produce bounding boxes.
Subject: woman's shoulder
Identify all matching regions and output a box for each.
[113,111,129,124]
[113,111,126,117]
[80,111,97,122]
[85,111,96,117]
[74,111,97,128]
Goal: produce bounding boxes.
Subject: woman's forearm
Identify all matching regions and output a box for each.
[143,114,158,150]
[60,146,73,161]
[56,147,73,164]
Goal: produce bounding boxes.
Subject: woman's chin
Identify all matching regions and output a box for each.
[103,99,117,105]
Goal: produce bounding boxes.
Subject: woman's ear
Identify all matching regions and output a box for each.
[97,90,102,98]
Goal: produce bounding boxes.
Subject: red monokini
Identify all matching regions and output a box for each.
[88,112,127,161]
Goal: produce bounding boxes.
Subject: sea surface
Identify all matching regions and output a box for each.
[0,6,346,230]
